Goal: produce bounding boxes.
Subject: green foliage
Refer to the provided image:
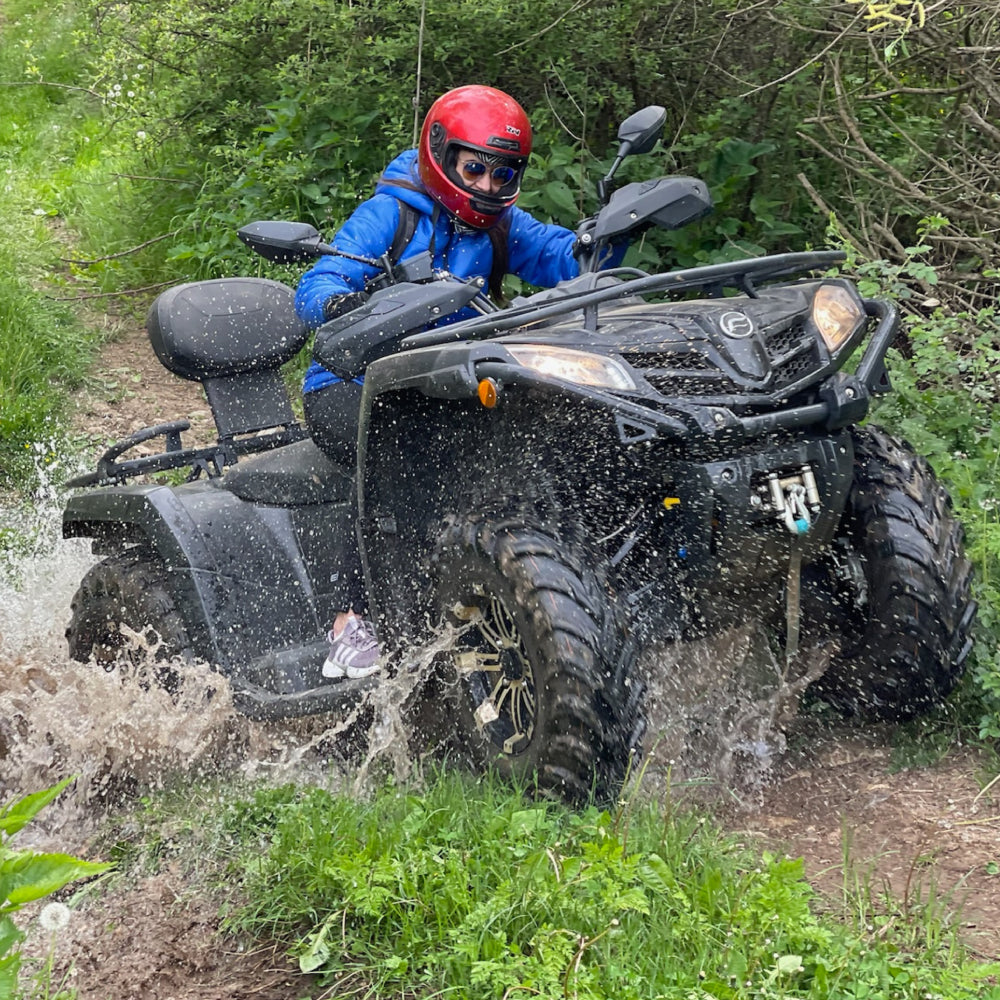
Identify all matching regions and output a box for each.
[64,0,841,279]
[1,777,111,995]
[219,772,1000,999]
[653,125,806,269]
[0,0,108,487]
[875,307,1000,739]
[0,270,85,487]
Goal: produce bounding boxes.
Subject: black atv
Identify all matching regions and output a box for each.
[63,107,974,801]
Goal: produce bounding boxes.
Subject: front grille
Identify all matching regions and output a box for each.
[623,316,820,398]
[624,348,742,395]
[762,319,819,390]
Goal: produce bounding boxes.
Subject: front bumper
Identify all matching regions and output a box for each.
[365,298,897,449]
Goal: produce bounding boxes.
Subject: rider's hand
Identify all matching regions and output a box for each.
[572,217,597,259]
[322,290,369,322]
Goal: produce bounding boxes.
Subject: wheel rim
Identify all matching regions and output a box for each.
[88,617,166,672]
[89,619,131,671]
[452,595,537,756]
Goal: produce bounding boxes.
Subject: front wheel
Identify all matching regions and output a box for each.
[806,425,975,720]
[431,516,644,803]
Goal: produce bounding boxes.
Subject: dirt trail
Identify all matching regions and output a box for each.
[11,318,996,997]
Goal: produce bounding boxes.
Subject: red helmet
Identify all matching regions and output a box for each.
[418,85,532,229]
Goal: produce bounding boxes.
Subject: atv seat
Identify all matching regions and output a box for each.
[147,278,309,442]
[221,437,354,505]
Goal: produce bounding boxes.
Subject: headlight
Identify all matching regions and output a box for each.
[505,345,637,390]
[812,283,865,354]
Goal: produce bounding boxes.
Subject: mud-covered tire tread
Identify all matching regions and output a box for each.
[67,551,195,674]
[433,515,643,802]
[812,425,975,720]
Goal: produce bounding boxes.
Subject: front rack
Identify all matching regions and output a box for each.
[402,250,847,350]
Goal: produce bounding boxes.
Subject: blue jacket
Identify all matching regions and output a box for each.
[297,149,587,393]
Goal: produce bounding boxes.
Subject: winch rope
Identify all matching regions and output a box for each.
[786,544,802,666]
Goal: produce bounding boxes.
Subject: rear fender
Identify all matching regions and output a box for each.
[63,482,344,684]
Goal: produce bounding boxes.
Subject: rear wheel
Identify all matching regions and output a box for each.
[431,515,644,803]
[67,552,194,684]
[807,425,975,720]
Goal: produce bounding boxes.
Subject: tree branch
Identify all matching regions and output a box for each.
[51,281,175,302]
[60,231,181,266]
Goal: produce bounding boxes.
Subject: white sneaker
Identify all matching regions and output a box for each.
[322,616,382,679]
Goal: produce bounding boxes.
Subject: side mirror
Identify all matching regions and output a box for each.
[597,105,668,206]
[237,221,330,263]
[616,105,667,157]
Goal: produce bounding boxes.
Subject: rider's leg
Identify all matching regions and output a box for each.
[304,380,382,679]
[303,379,364,467]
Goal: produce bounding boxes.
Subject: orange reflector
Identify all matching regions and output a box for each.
[478,378,498,408]
[663,497,681,509]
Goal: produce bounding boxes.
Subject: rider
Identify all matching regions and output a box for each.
[295,84,623,681]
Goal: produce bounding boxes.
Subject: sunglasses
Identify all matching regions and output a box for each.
[459,160,519,185]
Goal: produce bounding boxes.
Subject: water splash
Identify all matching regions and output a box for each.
[0,455,248,842]
[1,454,824,841]
[638,624,834,807]
[0,473,457,843]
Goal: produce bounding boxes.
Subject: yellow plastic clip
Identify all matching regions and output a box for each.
[663,497,681,510]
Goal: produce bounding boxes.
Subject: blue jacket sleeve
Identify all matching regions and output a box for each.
[505,207,628,287]
[294,194,403,328]
[505,208,580,287]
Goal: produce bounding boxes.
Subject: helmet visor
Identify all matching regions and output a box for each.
[444,144,527,204]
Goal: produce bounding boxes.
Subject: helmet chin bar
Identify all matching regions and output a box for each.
[468,194,507,217]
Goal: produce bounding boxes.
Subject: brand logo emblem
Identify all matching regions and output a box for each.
[505,124,522,136]
[719,311,754,339]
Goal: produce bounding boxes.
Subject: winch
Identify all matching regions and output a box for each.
[766,465,821,534]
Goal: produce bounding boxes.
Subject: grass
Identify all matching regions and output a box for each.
[0,1,101,487]
[92,769,1000,1000]
[0,0,198,492]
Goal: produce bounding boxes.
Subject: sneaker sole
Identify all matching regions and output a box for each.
[322,660,382,680]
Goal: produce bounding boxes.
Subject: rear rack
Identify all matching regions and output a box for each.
[65,420,307,488]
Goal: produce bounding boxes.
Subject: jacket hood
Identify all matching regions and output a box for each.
[375,150,437,216]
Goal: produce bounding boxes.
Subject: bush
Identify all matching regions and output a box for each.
[840,230,1000,738]
[72,0,836,278]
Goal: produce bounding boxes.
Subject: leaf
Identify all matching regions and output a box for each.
[0,952,21,997]
[301,182,330,205]
[0,914,24,959]
[298,912,338,974]
[509,809,551,836]
[611,886,650,914]
[0,777,74,838]
[3,855,110,906]
[543,180,577,219]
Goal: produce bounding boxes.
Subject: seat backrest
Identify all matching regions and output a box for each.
[147,278,310,441]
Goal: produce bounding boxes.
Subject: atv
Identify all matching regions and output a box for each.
[62,107,975,801]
